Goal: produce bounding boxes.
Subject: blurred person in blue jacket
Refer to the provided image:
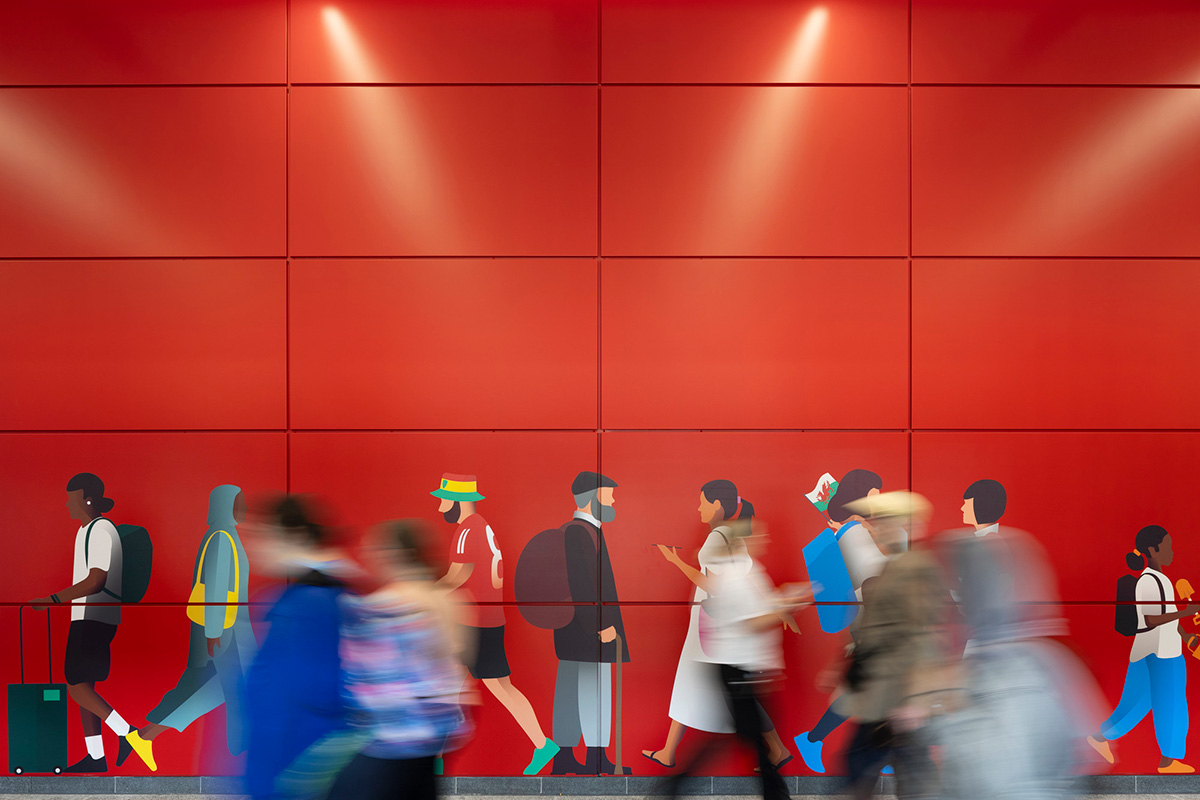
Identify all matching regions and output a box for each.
[327,519,470,800]
[129,485,258,768]
[244,495,361,800]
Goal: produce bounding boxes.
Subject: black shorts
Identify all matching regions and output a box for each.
[64,620,117,685]
[464,625,510,679]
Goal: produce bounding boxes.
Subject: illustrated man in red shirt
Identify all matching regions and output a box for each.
[432,473,560,775]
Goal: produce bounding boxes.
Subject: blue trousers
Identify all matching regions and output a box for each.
[1100,654,1188,760]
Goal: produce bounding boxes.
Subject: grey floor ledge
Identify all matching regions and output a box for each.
[0,773,1194,795]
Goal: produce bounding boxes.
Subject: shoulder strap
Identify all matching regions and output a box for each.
[83,517,104,563]
[196,531,240,588]
[833,520,860,542]
[1152,572,1167,616]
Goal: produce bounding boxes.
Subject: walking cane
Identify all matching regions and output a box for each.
[614,632,624,775]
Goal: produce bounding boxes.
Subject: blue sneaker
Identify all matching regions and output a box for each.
[881,765,894,775]
[793,732,825,774]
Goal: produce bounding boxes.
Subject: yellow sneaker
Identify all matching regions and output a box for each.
[125,730,158,772]
[1159,760,1195,774]
[1086,735,1114,764]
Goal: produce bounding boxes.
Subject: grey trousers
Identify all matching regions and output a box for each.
[553,660,612,748]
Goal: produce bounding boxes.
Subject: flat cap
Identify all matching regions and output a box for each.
[572,471,619,496]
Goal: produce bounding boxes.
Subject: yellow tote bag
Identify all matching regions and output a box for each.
[186,530,240,629]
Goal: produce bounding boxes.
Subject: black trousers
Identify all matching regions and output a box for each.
[327,753,437,800]
[845,721,937,800]
[664,664,789,800]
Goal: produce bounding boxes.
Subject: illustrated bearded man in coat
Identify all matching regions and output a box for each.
[550,471,632,776]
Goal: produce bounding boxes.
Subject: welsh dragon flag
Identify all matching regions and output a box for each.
[804,472,838,512]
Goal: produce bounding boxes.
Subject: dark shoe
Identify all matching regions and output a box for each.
[65,754,108,773]
[116,734,133,767]
[550,747,586,776]
[587,746,633,775]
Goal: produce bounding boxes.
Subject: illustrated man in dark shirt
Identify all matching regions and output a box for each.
[550,471,631,776]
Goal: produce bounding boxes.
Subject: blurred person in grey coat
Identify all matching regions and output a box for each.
[935,480,1104,800]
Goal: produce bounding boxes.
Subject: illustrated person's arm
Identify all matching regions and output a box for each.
[1145,604,1199,627]
[203,532,235,657]
[656,544,710,593]
[437,561,473,591]
[31,568,108,610]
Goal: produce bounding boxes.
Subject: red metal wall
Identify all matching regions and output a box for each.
[2,0,1200,778]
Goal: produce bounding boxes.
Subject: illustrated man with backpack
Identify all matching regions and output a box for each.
[514,471,631,775]
[30,472,153,773]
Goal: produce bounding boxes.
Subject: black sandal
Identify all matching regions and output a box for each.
[642,751,675,768]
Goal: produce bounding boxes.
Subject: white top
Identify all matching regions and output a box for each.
[72,518,123,625]
[837,521,889,601]
[974,523,999,538]
[704,562,782,671]
[1130,567,1181,662]
[573,509,602,528]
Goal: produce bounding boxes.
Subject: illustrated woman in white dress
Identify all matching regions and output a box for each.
[641,480,796,769]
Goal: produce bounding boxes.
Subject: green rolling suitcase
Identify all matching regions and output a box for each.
[8,608,67,775]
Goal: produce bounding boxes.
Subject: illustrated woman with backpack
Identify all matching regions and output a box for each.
[642,479,794,771]
[1088,525,1198,774]
[30,472,154,773]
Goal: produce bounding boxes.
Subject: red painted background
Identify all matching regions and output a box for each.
[3,0,1200,779]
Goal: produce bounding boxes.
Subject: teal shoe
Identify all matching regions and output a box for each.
[434,757,444,776]
[793,732,825,774]
[523,740,561,776]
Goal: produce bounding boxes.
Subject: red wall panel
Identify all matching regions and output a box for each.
[0,0,285,85]
[601,259,909,429]
[0,261,286,430]
[289,0,597,84]
[0,88,286,258]
[913,259,1200,430]
[288,86,597,256]
[913,0,1200,85]
[289,259,597,429]
[0,432,286,774]
[602,0,908,84]
[598,431,910,602]
[912,87,1200,257]
[601,87,909,256]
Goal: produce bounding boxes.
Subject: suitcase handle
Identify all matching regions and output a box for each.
[17,605,53,685]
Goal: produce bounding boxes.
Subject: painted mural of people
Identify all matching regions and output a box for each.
[30,473,149,772]
[793,468,886,774]
[1088,526,1198,774]
[129,485,258,767]
[960,479,1007,538]
[642,480,794,771]
[549,471,631,776]
[430,473,560,776]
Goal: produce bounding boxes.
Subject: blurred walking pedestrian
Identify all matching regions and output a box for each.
[663,518,809,800]
[327,519,471,800]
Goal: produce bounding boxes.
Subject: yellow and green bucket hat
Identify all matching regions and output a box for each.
[431,473,485,502]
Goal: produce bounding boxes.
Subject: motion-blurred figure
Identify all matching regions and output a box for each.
[663,519,808,800]
[837,492,947,800]
[245,495,360,800]
[938,480,1104,799]
[644,480,794,771]
[327,519,470,800]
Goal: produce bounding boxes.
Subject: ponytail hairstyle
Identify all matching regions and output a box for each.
[66,472,115,513]
[701,479,748,522]
[826,468,882,524]
[1128,525,1169,571]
